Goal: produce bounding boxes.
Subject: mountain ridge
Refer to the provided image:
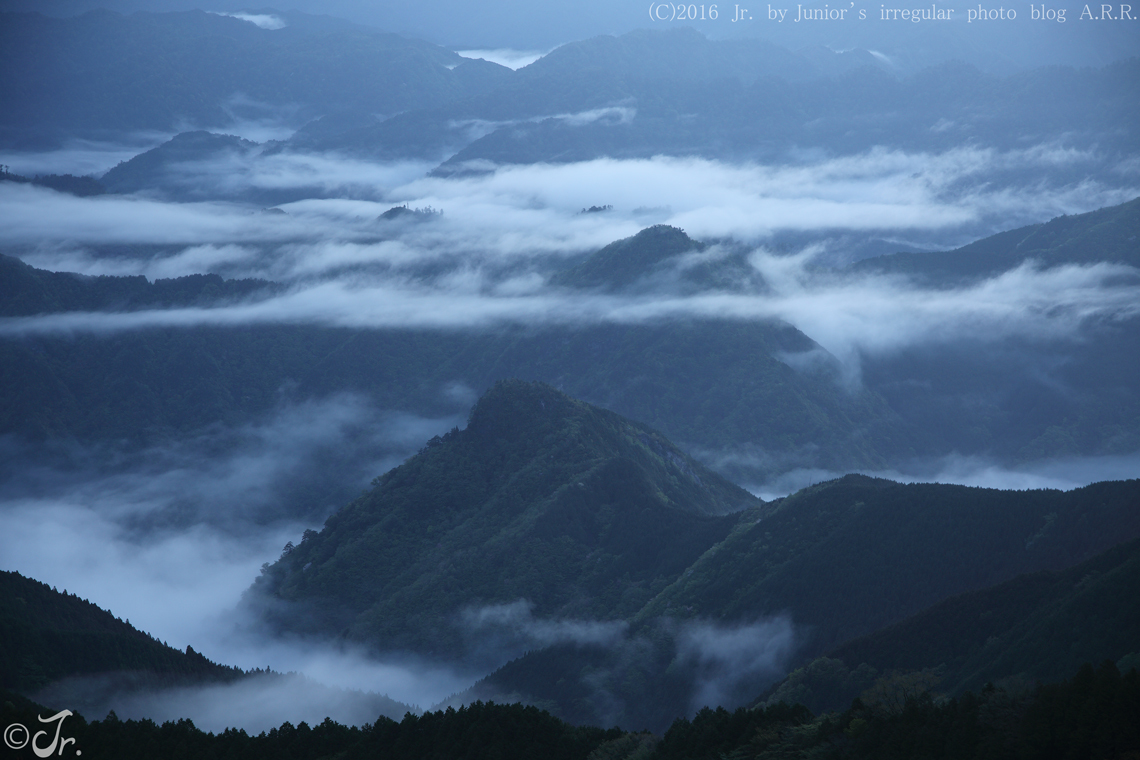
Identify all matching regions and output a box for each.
[252,380,759,657]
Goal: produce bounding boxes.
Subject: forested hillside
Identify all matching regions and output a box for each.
[758,536,1140,713]
[253,380,756,654]
[0,570,241,693]
[4,659,1137,759]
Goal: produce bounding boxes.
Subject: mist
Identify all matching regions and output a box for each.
[2,8,1138,739]
[5,145,1132,254]
[677,616,798,711]
[0,395,484,727]
[3,145,1137,394]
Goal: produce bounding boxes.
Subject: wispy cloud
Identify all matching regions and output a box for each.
[209,12,287,30]
[455,49,549,70]
[6,146,1131,256]
[3,261,1136,381]
[463,600,629,648]
[677,616,798,711]
[0,396,463,646]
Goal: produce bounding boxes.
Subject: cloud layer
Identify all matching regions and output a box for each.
[2,137,1137,730]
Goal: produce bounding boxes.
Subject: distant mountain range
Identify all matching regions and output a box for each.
[0,9,507,147]
[853,196,1140,281]
[3,197,1138,477]
[4,11,1138,177]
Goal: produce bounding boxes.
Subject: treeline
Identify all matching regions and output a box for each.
[0,253,276,317]
[0,570,243,693]
[0,169,105,196]
[2,661,1137,760]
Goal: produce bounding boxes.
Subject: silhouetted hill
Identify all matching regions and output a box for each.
[1,569,416,726]
[0,253,275,316]
[5,659,1138,759]
[100,131,258,198]
[551,225,704,291]
[252,380,759,656]
[0,570,240,693]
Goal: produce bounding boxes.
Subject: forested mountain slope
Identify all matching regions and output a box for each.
[640,476,1140,653]
[252,380,757,655]
[0,570,240,693]
[457,475,1140,728]
[757,533,1140,714]
[853,195,1140,282]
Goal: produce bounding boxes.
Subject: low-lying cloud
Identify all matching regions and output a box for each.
[0,395,473,725]
[456,49,549,70]
[0,394,461,527]
[463,600,629,648]
[4,145,1136,384]
[676,616,798,711]
[211,12,287,30]
[3,145,1133,258]
[3,261,1136,390]
[37,672,403,735]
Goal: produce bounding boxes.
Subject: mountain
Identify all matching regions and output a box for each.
[0,253,275,317]
[638,475,1140,654]
[0,569,241,694]
[519,28,829,86]
[99,131,260,200]
[758,534,1140,714]
[852,197,1140,463]
[0,569,414,728]
[551,225,706,291]
[0,9,508,145]
[450,475,1140,729]
[425,53,1140,170]
[251,380,758,656]
[852,195,1140,282]
[0,244,910,480]
[5,10,1138,170]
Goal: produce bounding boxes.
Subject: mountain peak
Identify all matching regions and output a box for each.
[552,225,702,291]
[255,382,759,655]
[465,378,582,437]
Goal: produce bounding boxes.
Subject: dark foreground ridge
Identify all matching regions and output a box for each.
[0,569,242,695]
[3,658,1138,760]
